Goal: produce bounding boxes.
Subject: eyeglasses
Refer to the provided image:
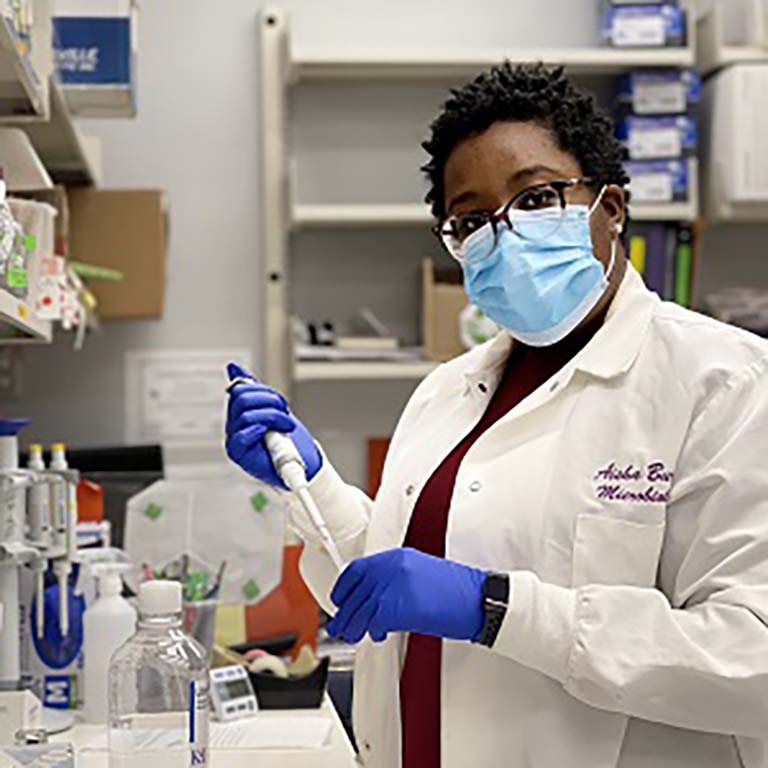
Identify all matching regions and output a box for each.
[434,177,597,263]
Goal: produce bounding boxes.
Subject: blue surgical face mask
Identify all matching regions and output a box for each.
[461,194,616,347]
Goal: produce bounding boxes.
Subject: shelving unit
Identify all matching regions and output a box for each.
[294,359,439,382]
[24,80,102,186]
[0,287,51,343]
[292,46,695,81]
[62,84,136,120]
[260,8,699,394]
[291,178,700,230]
[0,14,46,119]
[292,203,431,230]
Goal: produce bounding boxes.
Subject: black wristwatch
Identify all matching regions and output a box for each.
[475,572,510,648]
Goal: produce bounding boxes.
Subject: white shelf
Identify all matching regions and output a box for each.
[0,288,51,343]
[292,203,431,229]
[292,196,698,229]
[24,80,101,186]
[294,359,438,382]
[632,202,696,221]
[0,127,52,190]
[292,46,695,81]
[0,15,45,119]
[61,83,136,119]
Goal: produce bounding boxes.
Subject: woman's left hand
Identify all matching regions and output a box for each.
[327,548,487,644]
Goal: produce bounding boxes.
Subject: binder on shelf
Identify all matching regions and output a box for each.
[628,232,647,275]
[674,225,693,308]
[638,223,667,297]
[627,221,695,306]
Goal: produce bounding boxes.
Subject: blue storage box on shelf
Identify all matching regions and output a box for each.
[616,70,701,115]
[626,159,690,203]
[617,115,697,159]
[600,2,686,47]
[52,0,137,117]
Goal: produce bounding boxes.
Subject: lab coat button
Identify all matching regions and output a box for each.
[478,382,488,393]
[550,380,560,393]
[405,484,415,497]
[469,481,482,493]
[364,741,372,751]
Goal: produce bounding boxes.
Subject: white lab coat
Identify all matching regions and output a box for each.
[288,265,768,768]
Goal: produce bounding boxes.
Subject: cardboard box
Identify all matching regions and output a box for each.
[68,189,168,319]
[421,258,468,362]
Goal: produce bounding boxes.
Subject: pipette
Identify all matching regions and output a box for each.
[227,377,345,571]
[26,446,50,638]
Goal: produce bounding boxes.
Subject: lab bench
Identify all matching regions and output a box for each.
[51,699,358,768]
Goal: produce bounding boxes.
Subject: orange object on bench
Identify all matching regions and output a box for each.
[245,543,319,660]
[77,480,104,522]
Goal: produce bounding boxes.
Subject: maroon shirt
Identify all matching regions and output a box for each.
[400,318,605,768]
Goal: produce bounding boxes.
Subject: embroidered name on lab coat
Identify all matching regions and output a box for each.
[593,461,673,504]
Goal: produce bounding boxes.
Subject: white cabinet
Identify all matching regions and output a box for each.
[702,63,768,221]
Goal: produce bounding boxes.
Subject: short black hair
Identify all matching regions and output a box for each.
[422,62,629,219]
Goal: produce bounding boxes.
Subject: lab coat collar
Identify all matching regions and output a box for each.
[462,264,657,385]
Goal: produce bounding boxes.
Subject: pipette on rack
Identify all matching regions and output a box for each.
[227,377,345,571]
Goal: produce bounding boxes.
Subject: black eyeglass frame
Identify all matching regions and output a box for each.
[433,176,600,260]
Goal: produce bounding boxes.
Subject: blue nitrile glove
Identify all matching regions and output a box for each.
[327,548,487,644]
[225,363,323,490]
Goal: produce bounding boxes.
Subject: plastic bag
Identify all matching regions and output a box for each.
[124,479,285,605]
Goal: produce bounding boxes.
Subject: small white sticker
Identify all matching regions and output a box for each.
[629,128,682,160]
[613,14,666,47]
[633,80,686,115]
[629,173,674,203]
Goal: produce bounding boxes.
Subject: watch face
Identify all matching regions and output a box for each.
[483,572,510,603]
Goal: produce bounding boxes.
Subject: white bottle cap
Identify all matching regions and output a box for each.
[138,580,182,616]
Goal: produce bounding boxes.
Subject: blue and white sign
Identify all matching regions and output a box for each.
[54,15,131,85]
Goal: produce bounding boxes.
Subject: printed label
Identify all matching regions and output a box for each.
[633,81,686,115]
[44,674,76,709]
[629,127,682,160]
[628,172,674,203]
[613,14,665,46]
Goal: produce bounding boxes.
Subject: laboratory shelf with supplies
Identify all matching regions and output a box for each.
[291,182,700,231]
[291,44,695,81]
[24,80,102,186]
[0,12,46,120]
[259,8,700,404]
[0,286,51,342]
[0,1,102,344]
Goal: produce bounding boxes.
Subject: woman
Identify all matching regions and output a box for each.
[226,63,768,768]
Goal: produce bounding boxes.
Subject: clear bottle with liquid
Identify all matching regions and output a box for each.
[108,580,209,768]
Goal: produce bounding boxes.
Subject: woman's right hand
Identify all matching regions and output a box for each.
[225,363,322,490]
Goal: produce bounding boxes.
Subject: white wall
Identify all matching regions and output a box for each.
[9,0,768,487]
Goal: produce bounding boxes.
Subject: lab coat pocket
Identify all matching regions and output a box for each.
[571,513,665,588]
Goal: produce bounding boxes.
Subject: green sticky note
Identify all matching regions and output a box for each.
[250,491,268,514]
[23,235,36,253]
[242,579,261,601]
[7,267,27,288]
[144,502,163,521]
